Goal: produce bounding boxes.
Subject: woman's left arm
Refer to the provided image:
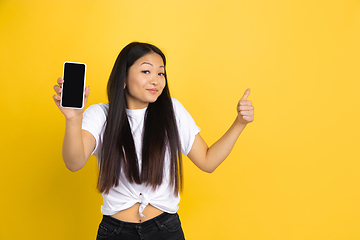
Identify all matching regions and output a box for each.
[187,89,254,173]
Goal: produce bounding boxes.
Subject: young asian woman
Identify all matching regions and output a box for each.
[53,42,254,240]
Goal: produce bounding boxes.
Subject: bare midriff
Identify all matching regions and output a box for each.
[111,203,164,223]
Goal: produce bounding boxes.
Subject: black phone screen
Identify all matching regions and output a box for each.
[61,62,86,108]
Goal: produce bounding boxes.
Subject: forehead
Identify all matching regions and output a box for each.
[134,52,164,67]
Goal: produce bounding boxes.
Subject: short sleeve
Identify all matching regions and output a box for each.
[82,103,108,156]
[172,98,201,156]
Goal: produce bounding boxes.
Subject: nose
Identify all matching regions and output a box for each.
[150,74,159,86]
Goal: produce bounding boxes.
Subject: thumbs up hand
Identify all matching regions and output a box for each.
[237,89,254,125]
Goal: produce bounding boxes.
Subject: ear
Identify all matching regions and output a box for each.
[124,76,128,88]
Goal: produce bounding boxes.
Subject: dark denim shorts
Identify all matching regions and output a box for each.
[96,212,185,240]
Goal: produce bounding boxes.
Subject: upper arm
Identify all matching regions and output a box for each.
[81,103,106,161]
[82,129,96,161]
[187,134,211,173]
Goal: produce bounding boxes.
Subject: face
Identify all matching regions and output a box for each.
[125,52,166,109]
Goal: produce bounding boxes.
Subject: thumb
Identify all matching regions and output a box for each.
[84,86,90,105]
[240,88,251,101]
[84,86,90,97]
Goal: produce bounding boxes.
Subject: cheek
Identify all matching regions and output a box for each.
[127,77,145,92]
[160,79,166,89]
[158,80,166,95]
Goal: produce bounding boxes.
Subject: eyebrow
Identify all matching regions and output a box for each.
[140,62,164,68]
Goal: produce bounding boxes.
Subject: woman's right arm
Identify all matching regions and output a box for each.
[53,78,95,171]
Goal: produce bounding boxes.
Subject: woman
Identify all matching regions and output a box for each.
[53,42,254,239]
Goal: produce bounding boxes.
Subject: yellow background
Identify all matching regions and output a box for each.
[1,0,359,239]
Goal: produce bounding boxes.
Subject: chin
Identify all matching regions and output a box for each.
[147,94,161,103]
[148,97,159,103]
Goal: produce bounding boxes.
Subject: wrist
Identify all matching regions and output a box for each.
[235,115,248,127]
[65,114,83,123]
[233,116,248,132]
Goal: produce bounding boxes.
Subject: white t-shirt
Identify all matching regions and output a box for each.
[82,98,200,217]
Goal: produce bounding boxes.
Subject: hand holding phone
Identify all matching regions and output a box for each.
[53,62,89,120]
[61,61,87,109]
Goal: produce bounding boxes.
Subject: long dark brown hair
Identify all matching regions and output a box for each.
[98,42,182,195]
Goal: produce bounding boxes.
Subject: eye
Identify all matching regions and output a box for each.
[158,72,165,77]
[142,70,150,74]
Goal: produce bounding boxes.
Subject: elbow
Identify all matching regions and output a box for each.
[62,154,86,172]
[202,166,216,174]
[67,166,80,172]
[197,160,218,173]
[66,164,81,172]
[64,161,83,172]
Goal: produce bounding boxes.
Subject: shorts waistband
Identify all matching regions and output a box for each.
[102,212,177,230]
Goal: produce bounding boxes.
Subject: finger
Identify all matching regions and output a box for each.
[52,94,61,104]
[239,100,252,106]
[242,116,254,122]
[53,85,62,95]
[240,88,250,101]
[53,93,61,101]
[239,105,254,111]
[57,78,64,86]
[240,110,254,116]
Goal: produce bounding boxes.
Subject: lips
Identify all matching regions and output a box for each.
[147,88,158,93]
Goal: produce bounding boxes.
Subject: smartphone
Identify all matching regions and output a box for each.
[61,61,87,109]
